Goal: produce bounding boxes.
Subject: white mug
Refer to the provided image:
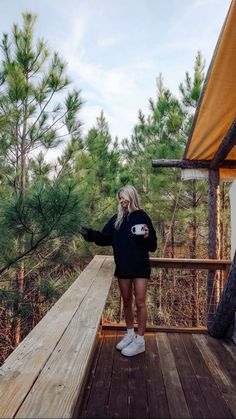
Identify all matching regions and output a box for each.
[131,224,145,235]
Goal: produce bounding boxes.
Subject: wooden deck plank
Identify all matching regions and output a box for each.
[0,255,107,419]
[207,337,236,386]
[222,338,236,362]
[81,330,117,418]
[156,333,191,418]
[77,330,104,417]
[193,334,236,417]
[15,257,114,419]
[107,331,129,419]
[145,333,170,419]
[78,330,236,419]
[181,334,233,418]
[128,352,148,419]
[168,333,212,418]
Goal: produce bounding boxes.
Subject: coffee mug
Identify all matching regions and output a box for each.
[131,224,145,235]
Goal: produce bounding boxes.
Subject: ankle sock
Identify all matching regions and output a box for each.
[136,334,145,343]
[127,328,134,336]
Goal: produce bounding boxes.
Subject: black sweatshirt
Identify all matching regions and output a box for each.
[83,209,157,279]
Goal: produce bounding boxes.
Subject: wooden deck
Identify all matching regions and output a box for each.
[78,329,236,419]
[0,255,234,419]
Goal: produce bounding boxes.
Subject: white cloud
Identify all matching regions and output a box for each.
[5,0,230,142]
[56,0,230,141]
[96,36,118,48]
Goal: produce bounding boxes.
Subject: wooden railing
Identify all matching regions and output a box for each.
[149,257,231,271]
[103,257,232,330]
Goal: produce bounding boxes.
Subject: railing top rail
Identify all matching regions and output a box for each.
[150,257,232,270]
[103,255,231,270]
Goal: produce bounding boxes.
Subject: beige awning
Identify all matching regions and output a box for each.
[184,0,236,179]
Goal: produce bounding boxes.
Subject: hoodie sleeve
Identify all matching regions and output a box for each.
[145,216,157,252]
[82,215,115,247]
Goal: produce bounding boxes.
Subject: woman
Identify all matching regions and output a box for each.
[80,185,157,357]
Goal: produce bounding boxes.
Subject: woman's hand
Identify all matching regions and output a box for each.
[79,226,94,242]
[79,226,90,236]
[143,224,149,238]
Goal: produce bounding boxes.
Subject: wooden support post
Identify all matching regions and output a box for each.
[208,251,236,338]
[207,169,221,327]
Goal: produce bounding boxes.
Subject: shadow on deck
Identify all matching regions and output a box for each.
[78,329,236,419]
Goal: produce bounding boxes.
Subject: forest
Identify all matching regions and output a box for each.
[0,13,231,365]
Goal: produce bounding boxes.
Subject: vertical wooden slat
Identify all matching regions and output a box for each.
[193,335,236,415]
[182,334,233,418]
[156,333,191,418]
[168,333,212,418]
[128,353,148,419]
[80,330,117,418]
[145,334,170,418]
[107,331,129,419]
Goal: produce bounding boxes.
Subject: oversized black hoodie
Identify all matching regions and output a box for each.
[83,209,157,279]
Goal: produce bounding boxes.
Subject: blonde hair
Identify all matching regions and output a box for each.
[114,185,141,230]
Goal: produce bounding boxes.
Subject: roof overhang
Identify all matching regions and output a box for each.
[183,0,236,180]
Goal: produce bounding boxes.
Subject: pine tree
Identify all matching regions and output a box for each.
[0,13,83,345]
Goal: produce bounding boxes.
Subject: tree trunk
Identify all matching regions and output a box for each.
[13,260,25,346]
[13,95,28,346]
[171,225,175,258]
[208,251,236,338]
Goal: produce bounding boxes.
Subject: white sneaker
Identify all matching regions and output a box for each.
[121,336,145,357]
[116,333,135,350]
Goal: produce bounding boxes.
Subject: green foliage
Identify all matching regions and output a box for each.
[0,178,82,273]
[38,278,60,300]
[179,51,205,109]
[0,12,83,196]
[0,12,84,275]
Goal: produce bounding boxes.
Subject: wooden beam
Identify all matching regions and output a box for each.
[152,159,236,169]
[210,118,236,169]
[102,323,207,333]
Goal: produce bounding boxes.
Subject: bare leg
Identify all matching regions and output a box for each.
[134,278,147,336]
[118,279,133,329]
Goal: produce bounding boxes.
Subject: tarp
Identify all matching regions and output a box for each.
[184,0,236,180]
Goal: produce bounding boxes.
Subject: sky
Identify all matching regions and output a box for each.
[0,0,232,148]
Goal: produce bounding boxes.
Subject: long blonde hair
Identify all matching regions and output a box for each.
[114,185,141,230]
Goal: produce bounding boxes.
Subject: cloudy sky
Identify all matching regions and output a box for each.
[0,0,232,143]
